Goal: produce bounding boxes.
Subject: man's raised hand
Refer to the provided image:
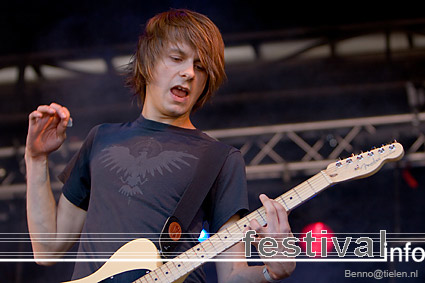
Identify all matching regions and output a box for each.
[26,103,71,159]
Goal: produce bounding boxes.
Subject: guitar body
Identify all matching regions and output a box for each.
[63,238,186,283]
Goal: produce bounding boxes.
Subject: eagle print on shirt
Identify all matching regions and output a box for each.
[100,137,198,201]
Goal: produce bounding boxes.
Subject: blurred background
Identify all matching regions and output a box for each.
[0,1,424,282]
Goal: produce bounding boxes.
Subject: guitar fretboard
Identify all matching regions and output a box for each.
[133,171,332,283]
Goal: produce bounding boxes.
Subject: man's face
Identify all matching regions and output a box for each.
[143,42,208,125]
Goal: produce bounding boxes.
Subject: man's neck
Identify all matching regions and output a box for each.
[141,109,196,129]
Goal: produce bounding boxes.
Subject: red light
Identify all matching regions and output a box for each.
[299,222,334,257]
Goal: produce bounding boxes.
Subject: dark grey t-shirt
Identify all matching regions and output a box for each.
[60,116,249,282]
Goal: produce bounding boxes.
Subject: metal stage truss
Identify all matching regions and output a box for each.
[0,112,424,199]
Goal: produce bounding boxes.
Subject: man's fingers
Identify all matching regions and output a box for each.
[28,111,43,124]
[34,103,66,119]
[62,106,70,119]
[270,200,291,234]
[49,103,67,119]
[36,105,56,115]
[49,103,71,128]
[28,109,55,128]
[258,194,292,239]
[260,194,279,233]
[29,103,71,136]
[61,106,72,128]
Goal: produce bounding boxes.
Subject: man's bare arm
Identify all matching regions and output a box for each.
[25,103,86,265]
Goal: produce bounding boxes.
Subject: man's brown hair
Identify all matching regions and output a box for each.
[127,9,226,111]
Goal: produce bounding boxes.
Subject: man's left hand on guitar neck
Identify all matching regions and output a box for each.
[249,194,296,281]
[215,194,296,283]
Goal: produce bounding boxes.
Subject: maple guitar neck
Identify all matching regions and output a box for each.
[133,142,404,283]
[132,171,331,283]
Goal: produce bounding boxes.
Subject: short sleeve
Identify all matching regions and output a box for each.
[207,147,250,234]
[58,125,99,211]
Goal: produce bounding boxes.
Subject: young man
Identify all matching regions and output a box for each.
[25,9,295,282]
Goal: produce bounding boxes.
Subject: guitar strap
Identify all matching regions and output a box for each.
[159,141,231,258]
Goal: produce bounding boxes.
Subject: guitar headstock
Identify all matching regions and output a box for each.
[324,142,404,184]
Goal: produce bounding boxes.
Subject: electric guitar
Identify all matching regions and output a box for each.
[65,142,404,283]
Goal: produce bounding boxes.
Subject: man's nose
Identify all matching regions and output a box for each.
[179,62,195,79]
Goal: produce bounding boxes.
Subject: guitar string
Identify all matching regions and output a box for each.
[26,173,330,264]
[143,169,349,283]
[149,223,247,281]
[144,230,229,282]
[133,163,333,281]
[139,146,399,281]
[243,144,400,250]
[160,146,395,261]
[238,145,392,238]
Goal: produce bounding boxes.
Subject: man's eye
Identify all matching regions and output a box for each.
[195,65,205,71]
[171,56,182,61]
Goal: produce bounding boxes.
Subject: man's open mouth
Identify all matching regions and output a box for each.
[171,86,189,98]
